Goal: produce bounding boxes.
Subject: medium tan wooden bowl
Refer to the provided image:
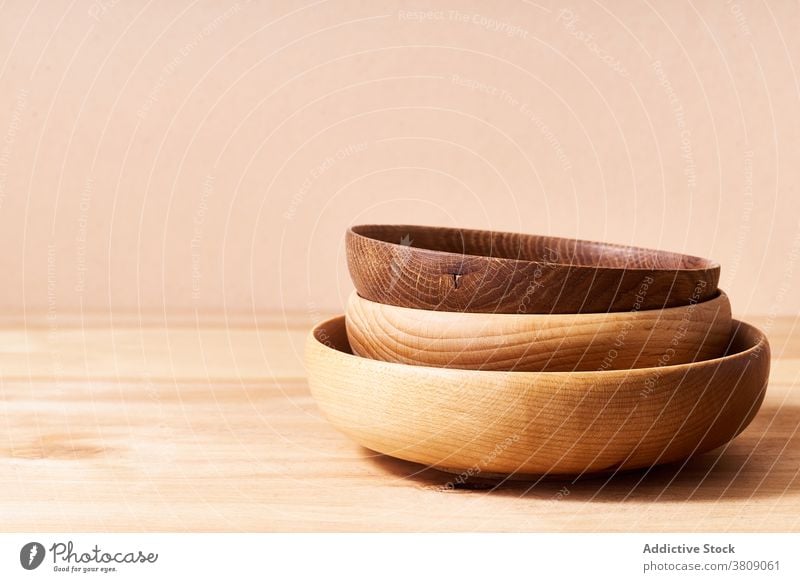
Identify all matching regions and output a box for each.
[345,290,732,372]
[346,224,720,314]
[306,316,769,477]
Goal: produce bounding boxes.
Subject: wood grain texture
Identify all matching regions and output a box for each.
[1,314,798,532]
[309,316,768,476]
[345,290,732,372]
[346,225,721,314]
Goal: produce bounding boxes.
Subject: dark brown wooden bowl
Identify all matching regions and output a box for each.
[346,225,720,314]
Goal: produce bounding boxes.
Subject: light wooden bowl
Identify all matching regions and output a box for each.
[306,316,769,477]
[346,224,720,314]
[345,290,732,372]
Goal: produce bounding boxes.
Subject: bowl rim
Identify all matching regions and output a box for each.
[346,288,730,322]
[309,315,768,377]
[348,224,721,273]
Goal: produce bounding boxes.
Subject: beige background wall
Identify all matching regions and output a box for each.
[0,0,798,322]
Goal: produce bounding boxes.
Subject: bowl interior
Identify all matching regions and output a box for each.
[351,224,716,271]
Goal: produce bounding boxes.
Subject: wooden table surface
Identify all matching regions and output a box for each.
[1,313,798,532]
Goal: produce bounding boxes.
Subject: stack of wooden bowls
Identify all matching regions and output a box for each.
[306,225,770,478]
